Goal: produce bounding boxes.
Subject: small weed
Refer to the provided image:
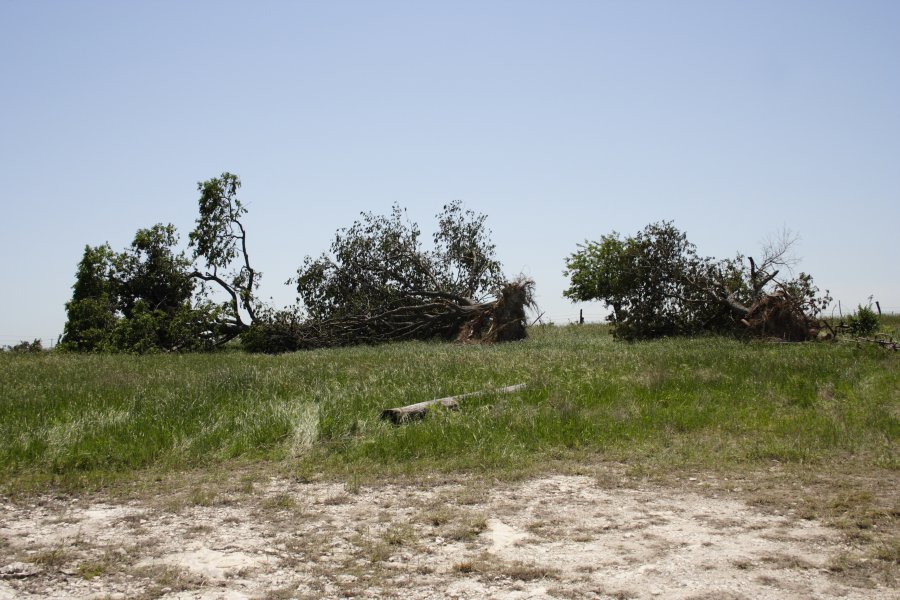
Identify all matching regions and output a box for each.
[454,489,487,506]
[190,488,217,507]
[732,558,754,570]
[345,472,362,495]
[30,544,70,568]
[500,560,561,581]
[119,513,148,527]
[186,524,213,535]
[383,524,415,546]
[322,493,351,506]
[134,563,207,593]
[77,560,108,580]
[263,493,296,511]
[364,541,393,563]
[872,539,900,564]
[453,561,477,573]
[421,507,454,527]
[235,476,256,495]
[264,587,302,600]
[446,514,488,542]
[759,553,814,570]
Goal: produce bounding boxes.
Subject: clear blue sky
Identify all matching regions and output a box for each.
[2,0,898,345]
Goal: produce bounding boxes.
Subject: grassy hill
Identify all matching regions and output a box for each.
[1,323,897,493]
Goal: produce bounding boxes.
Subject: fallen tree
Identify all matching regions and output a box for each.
[565,222,831,341]
[242,278,535,352]
[242,203,534,353]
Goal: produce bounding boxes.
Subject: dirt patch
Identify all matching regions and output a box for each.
[0,474,895,599]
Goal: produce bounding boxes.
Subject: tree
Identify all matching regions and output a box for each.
[564,222,828,340]
[62,172,262,352]
[241,202,521,352]
[188,172,260,343]
[563,232,634,324]
[62,225,216,352]
[294,201,504,322]
[564,222,733,338]
[61,243,119,351]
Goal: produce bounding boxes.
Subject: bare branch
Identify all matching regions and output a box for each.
[758,227,801,274]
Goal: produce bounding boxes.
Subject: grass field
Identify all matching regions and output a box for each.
[1,321,897,493]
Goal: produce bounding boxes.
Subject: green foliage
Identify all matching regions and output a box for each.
[117,224,194,320]
[190,173,245,270]
[294,201,504,322]
[564,221,829,340]
[189,172,260,334]
[61,225,215,353]
[848,303,880,337]
[62,172,265,353]
[563,233,631,321]
[564,222,744,339]
[105,301,218,354]
[61,244,120,351]
[431,201,503,299]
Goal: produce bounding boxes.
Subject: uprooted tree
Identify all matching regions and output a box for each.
[564,222,830,340]
[241,202,535,352]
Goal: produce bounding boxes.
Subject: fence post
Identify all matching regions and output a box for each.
[876,301,882,315]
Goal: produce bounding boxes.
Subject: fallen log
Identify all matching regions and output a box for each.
[380,383,527,424]
[851,336,899,351]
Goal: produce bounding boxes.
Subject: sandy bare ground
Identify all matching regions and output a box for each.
[0,473,895,599]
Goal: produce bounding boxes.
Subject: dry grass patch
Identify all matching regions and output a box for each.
[444,514,488,542]
[262,493,296,511]
[758,552,815,570]
[321,492,351,506]
[131,563,207,598]
[499,560,561,581]
[28,543,71,569]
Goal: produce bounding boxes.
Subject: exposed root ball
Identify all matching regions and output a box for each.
[456,278,536,344]
[741,291,820,341]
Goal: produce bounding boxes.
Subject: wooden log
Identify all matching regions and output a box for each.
[380,383,527,424]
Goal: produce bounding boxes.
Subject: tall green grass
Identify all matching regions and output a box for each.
[1,324,897,490]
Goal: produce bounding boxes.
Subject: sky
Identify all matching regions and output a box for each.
[2,0,899,345]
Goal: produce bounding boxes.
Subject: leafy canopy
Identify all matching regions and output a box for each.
[62,225,213,352]
[294,201,504,321]
[564,221,826,340]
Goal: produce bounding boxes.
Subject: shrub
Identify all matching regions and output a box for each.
[848,304,879,337]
